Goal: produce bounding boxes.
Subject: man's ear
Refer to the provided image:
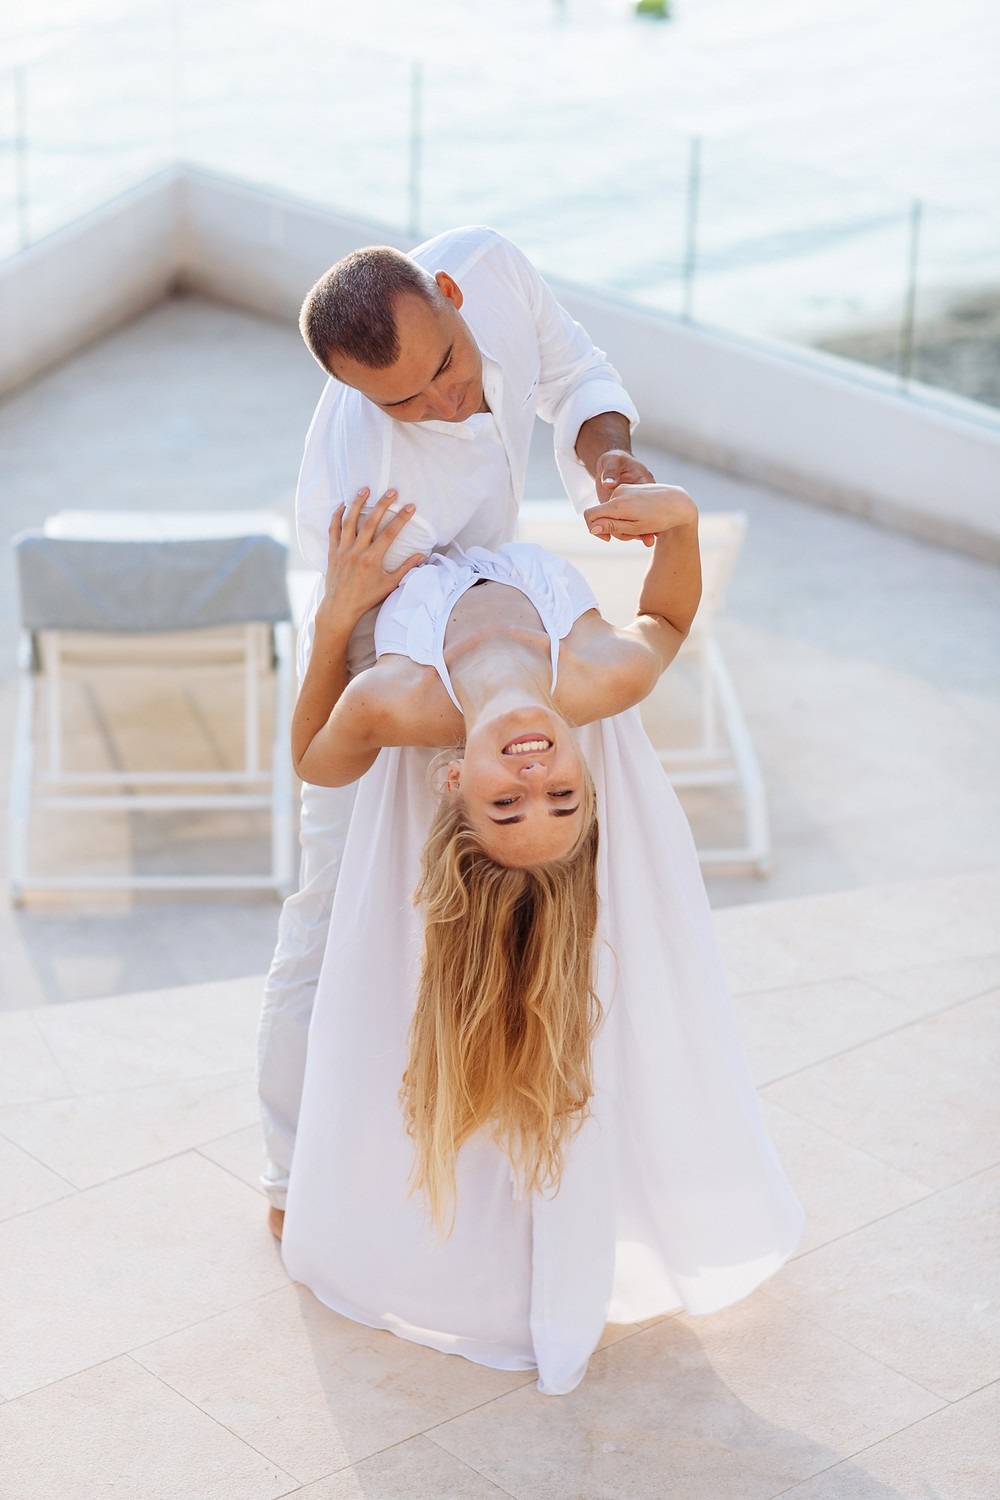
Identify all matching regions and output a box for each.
[444,758,463,796]
[434,271,464,311]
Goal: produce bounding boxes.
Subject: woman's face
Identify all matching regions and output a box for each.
[448,707,587,867]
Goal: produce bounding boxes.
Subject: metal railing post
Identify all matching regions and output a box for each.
[682,134,701,321]
[168,0,182,161]
[408,59,422,240]
[14,65,29,249]
[898,197,922,390]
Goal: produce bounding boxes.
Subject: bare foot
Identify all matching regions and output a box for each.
[268,1205,285,1241]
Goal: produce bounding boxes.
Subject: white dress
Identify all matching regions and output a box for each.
[281,544,804,1395]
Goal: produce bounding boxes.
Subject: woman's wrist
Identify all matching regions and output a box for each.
[314,594,361,649]
[655,491,698,534]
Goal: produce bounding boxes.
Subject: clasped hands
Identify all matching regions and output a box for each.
[587,451,694,547]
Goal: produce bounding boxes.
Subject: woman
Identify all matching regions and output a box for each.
[282,484,803,1395]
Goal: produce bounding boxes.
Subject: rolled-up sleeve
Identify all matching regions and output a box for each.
[505,238,639,511]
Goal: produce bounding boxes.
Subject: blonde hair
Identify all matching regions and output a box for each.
[402,766,600,1233]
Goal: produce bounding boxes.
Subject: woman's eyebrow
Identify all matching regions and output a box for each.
[489,807,579,826]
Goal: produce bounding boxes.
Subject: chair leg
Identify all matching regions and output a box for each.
[706,637,772,870]
[271,622,296,896]
[8,650,36,903]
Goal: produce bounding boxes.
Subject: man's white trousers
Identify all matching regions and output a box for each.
[256,577,365,1208]
[256,776,356,1207]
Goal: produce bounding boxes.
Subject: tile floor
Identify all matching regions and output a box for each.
[0,872,996,1498]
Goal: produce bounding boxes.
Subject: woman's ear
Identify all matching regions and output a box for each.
[444,758,463,796]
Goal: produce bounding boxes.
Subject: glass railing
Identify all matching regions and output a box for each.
[1,11,174,249]
[1,2,997,416]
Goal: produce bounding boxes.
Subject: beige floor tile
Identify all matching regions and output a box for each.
[0,1011,74,1105]
[733,977,916,1086]
[733,659,999,826]
[862,950,1000,1017]
[198,1123,268,1193]
[7,906,199,1008]
[0,1356,297,1500]
[0,1134,75,1221]
[777,798,1000,898]
[294,1435,514,1499]
[0,896,281,1010]
[759,1101,930,1255]
[780,1381,1000,1499]
[764,991,1000,1190]
[134,1282,533,1485]
[429,1303,941,1500]
[673,1292,944,1446]
[714,871,1000,994]
[0,1151,287,1399]
[766,1168,1000,1401]
[30,976,262,1093]
[0,1070,258,1188]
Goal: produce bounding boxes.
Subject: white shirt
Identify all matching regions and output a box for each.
[295,225,639,574]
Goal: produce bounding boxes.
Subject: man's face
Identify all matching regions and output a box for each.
[328,272,485,424]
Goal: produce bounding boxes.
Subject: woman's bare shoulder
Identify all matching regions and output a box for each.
[347,656,465,748]
[559,611,662,722]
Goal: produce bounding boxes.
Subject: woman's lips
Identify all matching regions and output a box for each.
[502,736,553,756]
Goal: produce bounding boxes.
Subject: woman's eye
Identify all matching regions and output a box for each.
[493,796,517,807]
[549,789,574,799]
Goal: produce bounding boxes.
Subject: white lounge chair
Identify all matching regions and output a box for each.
[518,499,771,873]
[9,510,296,898]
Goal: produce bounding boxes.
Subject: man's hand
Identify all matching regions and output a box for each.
[591,452,658,547]
[584,483,697,547]
[594,448,656,500]
[318,487,425,632]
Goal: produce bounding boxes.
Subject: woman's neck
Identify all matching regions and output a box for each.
[446,631,552,726]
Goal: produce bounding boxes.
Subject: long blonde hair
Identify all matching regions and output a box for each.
[402,766,600,1233]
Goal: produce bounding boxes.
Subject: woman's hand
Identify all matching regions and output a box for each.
[583,484,697,546]
[317,487,426,631]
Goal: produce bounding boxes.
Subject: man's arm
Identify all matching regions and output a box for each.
[574,410,655,497]
[502,237,650,508]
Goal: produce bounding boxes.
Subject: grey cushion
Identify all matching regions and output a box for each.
[13,516,292,634]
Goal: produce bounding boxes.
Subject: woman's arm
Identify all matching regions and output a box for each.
[584,483,702,676]
[292,488,425,784]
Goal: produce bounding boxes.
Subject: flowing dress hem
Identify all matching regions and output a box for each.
[285,1272,541,1376]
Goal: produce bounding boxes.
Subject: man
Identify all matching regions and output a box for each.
[259,224,653,1237]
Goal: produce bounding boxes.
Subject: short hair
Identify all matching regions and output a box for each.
[299,247,441,374]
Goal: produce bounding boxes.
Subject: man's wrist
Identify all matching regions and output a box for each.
[575,412,633,476]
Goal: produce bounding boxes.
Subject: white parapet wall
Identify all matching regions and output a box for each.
[0,170,181,395]
[1,165,997,561]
